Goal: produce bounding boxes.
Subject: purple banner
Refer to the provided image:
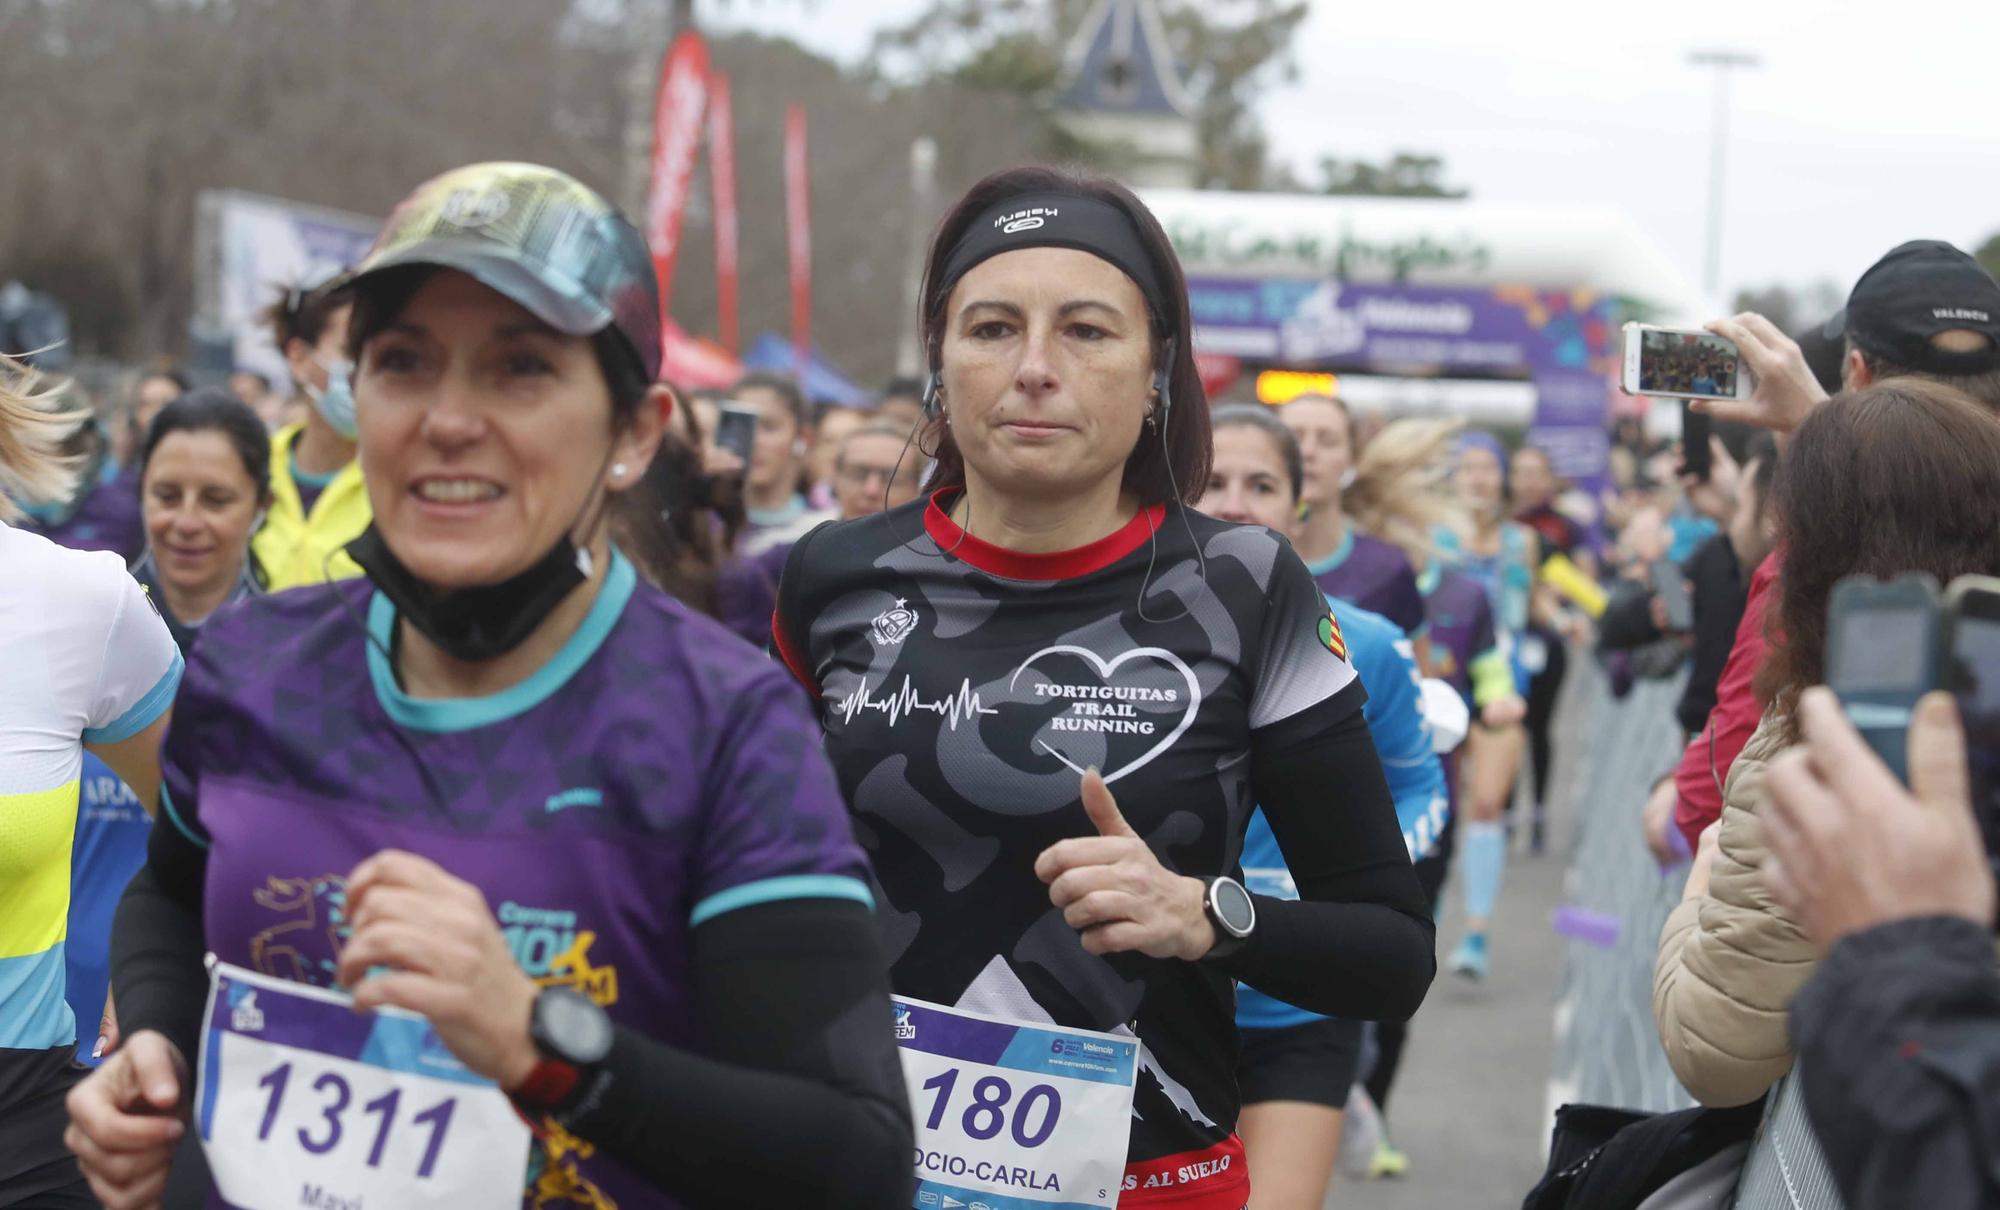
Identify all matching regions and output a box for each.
[1527,424,1612,486]
[1187,278,1620,490]
[1186,278,1612,380]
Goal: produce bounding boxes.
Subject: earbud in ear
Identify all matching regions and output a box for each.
[1152,337,1178,427]
[921,369,942,417]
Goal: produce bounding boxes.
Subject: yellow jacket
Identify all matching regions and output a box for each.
[252,423,370,590]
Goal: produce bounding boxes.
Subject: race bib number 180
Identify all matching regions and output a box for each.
[893,996,1139,1210]
[196,960,532,1209]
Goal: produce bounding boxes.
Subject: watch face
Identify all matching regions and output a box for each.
[540,989,615,1064]
[1213,878,1255,936]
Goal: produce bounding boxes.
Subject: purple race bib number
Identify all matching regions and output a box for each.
[894,995,1139,1210]
[195,959,531,1209]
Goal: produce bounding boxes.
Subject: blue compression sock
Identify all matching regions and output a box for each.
[1461,820,1506,922]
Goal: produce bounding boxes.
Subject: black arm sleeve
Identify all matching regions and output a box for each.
[1218,697,1437,1022]
[564,898,914,1209]
[110,805,213,1065]
[1790,915,2000,1210]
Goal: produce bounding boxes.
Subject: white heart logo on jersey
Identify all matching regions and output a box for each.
[1008,644,1201,785]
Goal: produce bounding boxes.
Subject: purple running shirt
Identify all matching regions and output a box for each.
[1420,564,1499,706]
[1306,529,1425,636]
[157,551,871,1208]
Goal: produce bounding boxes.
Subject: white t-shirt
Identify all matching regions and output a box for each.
[0,522,181,1051]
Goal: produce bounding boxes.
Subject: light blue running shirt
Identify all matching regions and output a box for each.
[1236,596,1447,1032]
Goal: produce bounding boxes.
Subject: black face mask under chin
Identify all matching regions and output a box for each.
[345,523,594,663]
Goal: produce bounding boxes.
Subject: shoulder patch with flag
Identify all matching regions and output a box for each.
[1318,609,1348,661]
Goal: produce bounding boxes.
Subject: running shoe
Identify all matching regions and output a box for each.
[1339,1086,1383,1178]
[1449,932,1488,980]
[1369,1140,1411,1179]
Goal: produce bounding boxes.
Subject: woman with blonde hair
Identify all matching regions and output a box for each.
[0,360,82,517]
[0,354,181,1207]
[1345,415,1473,569]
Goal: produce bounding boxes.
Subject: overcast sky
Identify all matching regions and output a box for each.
[709,0,2000,308]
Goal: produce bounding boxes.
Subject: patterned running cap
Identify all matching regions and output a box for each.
[343,162,661,381]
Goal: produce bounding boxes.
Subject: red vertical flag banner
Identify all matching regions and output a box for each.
[706,70,741,356]
[645,31,710,316]
[783,102,812,379]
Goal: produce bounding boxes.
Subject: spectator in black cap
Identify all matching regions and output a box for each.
[1658,240,2000,932]
[1827,239,2000,407]
[1696,239,2000,437]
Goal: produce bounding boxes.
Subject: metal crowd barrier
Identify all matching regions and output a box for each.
[1545,659,1698,1134]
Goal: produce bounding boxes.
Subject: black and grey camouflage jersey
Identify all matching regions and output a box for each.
[775,491,1362,1203]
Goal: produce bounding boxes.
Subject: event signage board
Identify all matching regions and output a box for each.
[193,190,377,388]
[1187,278,1601,372]
[1186,276,1618,483]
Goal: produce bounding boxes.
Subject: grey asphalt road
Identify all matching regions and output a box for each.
[1332,660,1681,1210]
[1330,812,1569,1210]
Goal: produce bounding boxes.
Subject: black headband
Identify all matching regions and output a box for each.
[934,192,1170,325]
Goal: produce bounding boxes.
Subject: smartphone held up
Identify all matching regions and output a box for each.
[1621,323,1754,402]
[1825,574,1943,784]
[1819,573,2000,921]
[713,403,759,466]
[1622,322,1745,481]
[1943,577,2000,871]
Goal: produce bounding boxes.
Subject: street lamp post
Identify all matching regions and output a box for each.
[1688,49,1761,303]
[896,137,939,378]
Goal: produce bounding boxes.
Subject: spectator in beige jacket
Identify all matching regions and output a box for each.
[1653,379,2000,1107]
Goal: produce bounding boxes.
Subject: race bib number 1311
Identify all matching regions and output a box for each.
[195,960,532,1209]
[894,996,1139,1210]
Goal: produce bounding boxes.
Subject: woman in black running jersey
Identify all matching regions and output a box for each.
[775,166,1434,1210]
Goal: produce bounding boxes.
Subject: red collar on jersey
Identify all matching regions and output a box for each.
[924,489,1165,581]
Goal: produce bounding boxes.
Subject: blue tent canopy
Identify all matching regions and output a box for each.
[740,332,871,408]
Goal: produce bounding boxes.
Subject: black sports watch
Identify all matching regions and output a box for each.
[512,987,615,1122]
[1200,876,1257,961]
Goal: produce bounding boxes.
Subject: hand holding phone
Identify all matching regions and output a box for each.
[1686,314,1830,435]
[712,404,759,469]
[1622,323,1752,402]
[1943,576,2000,871]
[1681,436,1742,522]
[1678,401,1712,482]
[1651,562,1694,632]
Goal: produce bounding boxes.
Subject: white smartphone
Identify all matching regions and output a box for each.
[1621,322,1753,401]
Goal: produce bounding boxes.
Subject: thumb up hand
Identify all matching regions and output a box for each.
[1033,769,1217,961]
[1079,768,1138,839]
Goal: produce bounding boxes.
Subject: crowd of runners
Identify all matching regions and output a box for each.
[6,155,2000,1210]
